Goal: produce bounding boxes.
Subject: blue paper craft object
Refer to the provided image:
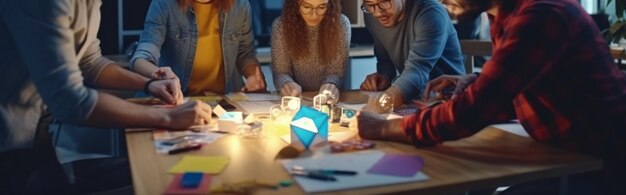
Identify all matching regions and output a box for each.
[290,106,329,150]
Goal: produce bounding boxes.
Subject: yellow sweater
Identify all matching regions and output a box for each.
[187,2,225,95]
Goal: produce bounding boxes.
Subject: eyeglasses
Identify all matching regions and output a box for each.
[361,0,393,14]
[300,3,329,16]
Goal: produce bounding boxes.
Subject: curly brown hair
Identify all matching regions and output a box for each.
[177,0,234,11]
[281,0,343,65]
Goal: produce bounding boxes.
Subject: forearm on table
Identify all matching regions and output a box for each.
[385,119,413,144]
[93,63,149,90]
[392,70,428,101]
[84,92,170,129]
[385,86,406,108]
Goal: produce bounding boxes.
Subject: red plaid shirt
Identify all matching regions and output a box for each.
[402,0,626,174]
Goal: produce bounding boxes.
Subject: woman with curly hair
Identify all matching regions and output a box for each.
[271,0,351,99]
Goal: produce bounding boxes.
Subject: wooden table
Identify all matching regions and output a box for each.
[126,120,601,194]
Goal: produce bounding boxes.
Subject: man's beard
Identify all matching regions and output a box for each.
[456,0,491,23]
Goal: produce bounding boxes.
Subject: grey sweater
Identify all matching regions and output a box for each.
[365,0,465,101]
[271,15,351,91]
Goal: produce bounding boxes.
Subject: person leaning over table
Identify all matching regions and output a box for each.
[131,0,267,96]
[359,0,465,109]
[356,0,626,194]
[0,0,212,193]
[271,0,350,99]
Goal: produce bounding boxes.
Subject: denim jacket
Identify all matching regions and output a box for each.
[131,0,259,93]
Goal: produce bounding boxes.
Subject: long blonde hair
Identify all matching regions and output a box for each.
[281,0,343,65]
[177,0,234,11]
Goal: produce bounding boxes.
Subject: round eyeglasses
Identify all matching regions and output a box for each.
[360,0,393,14]
[300,3,329,16]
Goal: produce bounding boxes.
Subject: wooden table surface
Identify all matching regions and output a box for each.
[126,121,601,195]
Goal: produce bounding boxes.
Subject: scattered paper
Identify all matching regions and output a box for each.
[236,101,275,114]
[213,105,227,118]
[153,131,225,154]
[227,93,280,101]
[280,151,428,193]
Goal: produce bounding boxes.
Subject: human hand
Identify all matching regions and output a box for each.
[280,82,302,97]
[147,79,184,105]
[355,111,389,140]
[319,83,340,100]
[423,74,477,100]
[360,73,390,91]
[165,100,212,130]
[362,92,394,114]
[356,111,409,143]
[241,66,266,92]
[151,67,178,80]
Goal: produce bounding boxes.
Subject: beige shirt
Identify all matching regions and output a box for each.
[0,0,111,151]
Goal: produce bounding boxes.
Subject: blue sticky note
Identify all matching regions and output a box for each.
[180,172,204,188]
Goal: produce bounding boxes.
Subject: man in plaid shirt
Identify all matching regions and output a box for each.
[358,0,626,194]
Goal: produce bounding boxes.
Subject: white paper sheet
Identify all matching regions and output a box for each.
[236,101,276,114]
[226,93,281,101]
[280,151,428,193]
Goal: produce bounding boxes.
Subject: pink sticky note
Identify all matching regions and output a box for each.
[164,174,211,195]
[367,154,424,177]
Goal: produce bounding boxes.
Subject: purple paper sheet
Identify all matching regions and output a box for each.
[367,154,424,177]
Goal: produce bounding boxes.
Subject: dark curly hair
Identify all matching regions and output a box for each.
[281,0,343,65]
[177,0,233,11]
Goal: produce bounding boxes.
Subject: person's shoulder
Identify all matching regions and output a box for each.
[411,0,449,24]
[151,0,178,10]
[517,0,574,15]
[339,14,351,27]
[232,0,250,7]
[153,0,174,6]
[415,0,448,15]
[272,16,283,28]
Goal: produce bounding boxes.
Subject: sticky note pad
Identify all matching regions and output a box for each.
[367,154,424,177]
[169,156,230,174]
[180,172,203,188]
[164,173,211,195]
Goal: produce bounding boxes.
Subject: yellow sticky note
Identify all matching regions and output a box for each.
[169,156,230,174]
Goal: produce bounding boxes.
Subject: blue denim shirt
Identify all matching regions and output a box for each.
[131,0,259,93]
[365,0,465,101]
